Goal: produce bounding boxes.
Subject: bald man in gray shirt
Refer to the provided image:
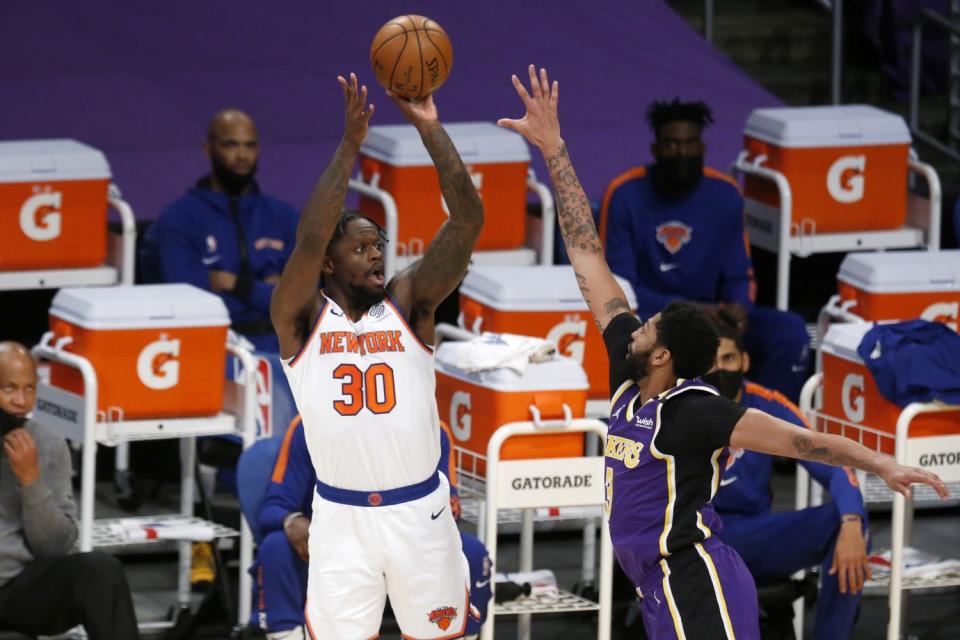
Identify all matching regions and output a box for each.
[0,342,138,639]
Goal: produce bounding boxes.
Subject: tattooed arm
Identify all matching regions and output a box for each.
[498,65,629,332]
[271,74,374,359]
[387,93,483,342]
[730,408,949,499]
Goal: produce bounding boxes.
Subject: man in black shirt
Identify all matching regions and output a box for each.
[499,65,949,639]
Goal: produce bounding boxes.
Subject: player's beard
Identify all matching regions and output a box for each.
[626,347,654,382]
[347,282,386,310]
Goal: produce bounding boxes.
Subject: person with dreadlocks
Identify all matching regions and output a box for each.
[599,98,811,402]
[270,73,483,639]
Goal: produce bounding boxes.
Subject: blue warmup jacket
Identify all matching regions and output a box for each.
[600,166,755,320]
[713,381,866,520]
[857,319,960,407]
[142,178,299,332]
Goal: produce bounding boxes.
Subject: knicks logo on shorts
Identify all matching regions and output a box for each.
[655,221,692,255]
[427,605,458,630]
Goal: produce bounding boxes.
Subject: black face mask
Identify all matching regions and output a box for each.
[0,407,27,436]
[701,369,744,401]
[211,158,257,196]
[654,155,704,197]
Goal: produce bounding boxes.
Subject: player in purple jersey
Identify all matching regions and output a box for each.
[499,65,949,640]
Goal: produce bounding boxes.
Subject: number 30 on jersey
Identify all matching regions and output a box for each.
[332,363,397,415]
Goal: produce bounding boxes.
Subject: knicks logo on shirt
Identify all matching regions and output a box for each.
[317,330,405,355]
[655,221,692,255]
[724,446,745,471]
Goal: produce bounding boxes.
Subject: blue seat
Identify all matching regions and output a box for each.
[236,437,283,545]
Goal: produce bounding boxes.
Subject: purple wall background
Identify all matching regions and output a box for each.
[0,1,780,219]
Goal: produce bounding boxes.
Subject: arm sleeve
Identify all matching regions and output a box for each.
[602,313,642,394]
[603,190,678,318]
[656,393,746,455]
[258,424,313,535]
[717,191,755,309]
[21,433,78,556]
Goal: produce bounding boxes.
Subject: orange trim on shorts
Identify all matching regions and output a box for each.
[439,420,458,488]
[271,415,303,483]
[304,600,318,640]
[599,166,648,249]
[384,295,434,355]
[288,298,330,368]
[400,587,471,640]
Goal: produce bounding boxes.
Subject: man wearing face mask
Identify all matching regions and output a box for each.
[142,108,300,352]
[702,312,868,640]
[599,98,810,401]
[0,342,139,638]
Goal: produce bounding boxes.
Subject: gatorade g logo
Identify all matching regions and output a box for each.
[450,391,471,441]
[826,155,866,204]
[137,336,181,390]
[921,302,959,332]
[546,318,587,363]
[841,373,865,423]
[441,171,483,216]
[19,189,63,241]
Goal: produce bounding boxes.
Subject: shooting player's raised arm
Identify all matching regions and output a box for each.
[271,74,374,359]
[498,66,629,332]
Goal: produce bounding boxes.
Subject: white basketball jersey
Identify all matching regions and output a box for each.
[281,294,441,491]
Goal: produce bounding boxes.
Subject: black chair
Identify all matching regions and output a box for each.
[0,632,35,640]
[756,573,819,640]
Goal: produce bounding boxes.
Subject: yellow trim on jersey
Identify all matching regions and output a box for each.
[650,382,723,555]
[610,379,635,408]
[695,543,737,639]
[659,558,687,640]
[650,401,676,557]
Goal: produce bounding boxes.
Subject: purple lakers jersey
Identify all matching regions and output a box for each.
[602,314,745,587]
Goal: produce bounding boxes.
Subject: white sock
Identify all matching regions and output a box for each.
[266,626,305,640]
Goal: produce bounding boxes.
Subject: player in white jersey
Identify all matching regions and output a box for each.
[270,73,484,639]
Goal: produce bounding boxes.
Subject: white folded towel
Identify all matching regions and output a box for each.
[495,569,558,596]
[107,518,216,542]
[443,332,556,375]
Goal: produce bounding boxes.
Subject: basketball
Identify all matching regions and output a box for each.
[370,15,453,100]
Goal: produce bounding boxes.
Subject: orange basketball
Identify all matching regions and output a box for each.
[370,15,453,100]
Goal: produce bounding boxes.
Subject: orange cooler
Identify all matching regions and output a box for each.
[459,266,637,400]
[48,284,230,419]
[0,139,111,270]
[821,323,960,454]
[359,122,530,252]
[837,250,960,331]
[435,342,588,475]
[743,105,911,233]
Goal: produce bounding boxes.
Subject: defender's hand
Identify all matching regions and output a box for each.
[4,429,39,487]
[497,65,562,157]
[386,92,438,127]
[877,457,949,499]
[338,73,375,148]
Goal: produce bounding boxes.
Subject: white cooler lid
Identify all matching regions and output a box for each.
[838,250,960,293]
[51,284,230,330]
[361,122,531,166]
[744,105,911,148]
[821,322,873,363]
[0,139,111,182]
[461,265,638,312]
[434,342,589,392]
